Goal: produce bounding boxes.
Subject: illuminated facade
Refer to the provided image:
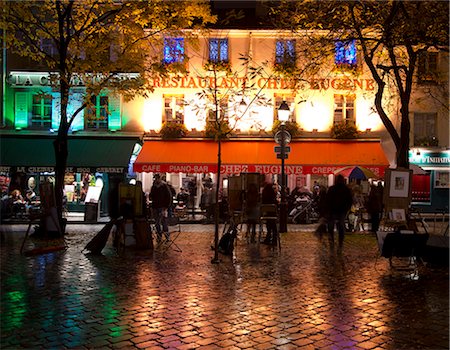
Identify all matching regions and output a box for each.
[1,29,448,214]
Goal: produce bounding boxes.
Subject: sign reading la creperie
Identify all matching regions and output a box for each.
[8,72,375,91]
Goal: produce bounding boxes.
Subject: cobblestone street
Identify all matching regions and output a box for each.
[1,223,448,349]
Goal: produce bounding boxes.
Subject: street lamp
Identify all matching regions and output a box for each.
[278,101,290,234]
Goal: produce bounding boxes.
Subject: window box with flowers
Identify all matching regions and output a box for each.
[160,121,188,139]
[203,60,232,74]
[204,119,232,140]
[331,122,359,139]
[271,120,301,138]
[273,61,297,76]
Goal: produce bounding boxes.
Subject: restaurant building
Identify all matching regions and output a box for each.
[2,25,448,216]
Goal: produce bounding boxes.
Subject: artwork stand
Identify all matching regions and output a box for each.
[381,168,413,229]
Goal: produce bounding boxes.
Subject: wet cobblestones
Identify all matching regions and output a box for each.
[1,224,448,349]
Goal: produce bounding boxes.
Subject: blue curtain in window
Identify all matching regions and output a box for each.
[164,38,184,64]
[335,40,357,66]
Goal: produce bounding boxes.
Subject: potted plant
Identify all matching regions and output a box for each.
[160,122,188,139]
[204,119,232,140]
[331,122,359,139]
[271,120,301,138]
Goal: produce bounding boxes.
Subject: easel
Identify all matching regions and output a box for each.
[20,182,67,255]
[378,168,428,276]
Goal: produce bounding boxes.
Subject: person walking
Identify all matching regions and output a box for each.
[261,182,278,245]
[150,174,173,242]
[325,174,353,249]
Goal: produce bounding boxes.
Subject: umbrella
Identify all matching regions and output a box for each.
[334,166,377,180]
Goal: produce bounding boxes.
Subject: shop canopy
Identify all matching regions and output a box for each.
[133,139,389,178]
[0,135,139,174]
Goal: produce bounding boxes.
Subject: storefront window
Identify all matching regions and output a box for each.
[334,94,355,125]
[434,171,449,188]
[32,94,52,129]
[411,174,431,203]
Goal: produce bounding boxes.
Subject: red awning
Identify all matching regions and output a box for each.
[133,140,388,177]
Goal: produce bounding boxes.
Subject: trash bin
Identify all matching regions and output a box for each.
[134,217,153,250]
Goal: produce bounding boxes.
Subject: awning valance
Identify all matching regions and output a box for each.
[1,135,139,173]
[133,140,389,177]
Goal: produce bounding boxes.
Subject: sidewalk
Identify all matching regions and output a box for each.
[1,223,448,349]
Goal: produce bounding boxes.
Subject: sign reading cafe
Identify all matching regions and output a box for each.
[9,72,376,92]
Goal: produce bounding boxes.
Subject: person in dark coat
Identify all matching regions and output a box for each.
[245,182,260,243]
[150,174,173,242]
[325,175,353,249]
[261,183,278,245]
[367,182,384,233]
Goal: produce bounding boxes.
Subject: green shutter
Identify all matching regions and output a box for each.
[52,93,61,129]
[14,92,28,128]
[108,94,121,130]
[69,93,84,131]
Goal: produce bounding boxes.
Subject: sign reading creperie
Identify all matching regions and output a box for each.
[134,163,386,177]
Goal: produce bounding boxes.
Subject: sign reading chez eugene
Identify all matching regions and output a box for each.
[134,163,386,177]
[8,72,375,91]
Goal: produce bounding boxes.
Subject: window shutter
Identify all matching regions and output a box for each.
[68,93,84,131]
[108,94,121,130]
[14,92,28,128]
[51,93,61,129]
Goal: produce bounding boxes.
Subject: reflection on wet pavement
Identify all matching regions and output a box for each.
[1,224,448,349]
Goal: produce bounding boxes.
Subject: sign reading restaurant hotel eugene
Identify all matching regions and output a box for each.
[9,72,375,91]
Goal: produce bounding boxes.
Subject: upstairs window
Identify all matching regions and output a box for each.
[418,51,438,82]
[31,94,52,129]
[275,40,296,65]
[163,95,184,123]
[334,94,355,125]
[40,38,57,57]
[163,38,184,64]
[85,95,109,130]
[274,94,295,121]
[335,40,357,67]
[414,112,437,146]
[209,38,229,63]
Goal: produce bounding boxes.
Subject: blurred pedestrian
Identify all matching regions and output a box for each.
[325,175,353,249]
[245,182,260,243]
[261,183,278,245]
[150,174,173,242]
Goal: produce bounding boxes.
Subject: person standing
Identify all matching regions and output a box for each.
[325,174,353,249]
[261,182,278,245]
[150,174,173,242]
[245,182,260,243]
[367,182,384,233]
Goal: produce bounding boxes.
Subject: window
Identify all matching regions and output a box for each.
[40,38,57,56]
[85,95,109,130]
[418,51,438,81]
[208,97,229,122]
[334,94,355,125]
[414,113,437,146]
[164,95,184,123]
[163,38,184,64]
[275,40,296,65]
[335,40,357,67]
[274,94,295,121]
[31,94,52,128]
[209,39,229,63]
